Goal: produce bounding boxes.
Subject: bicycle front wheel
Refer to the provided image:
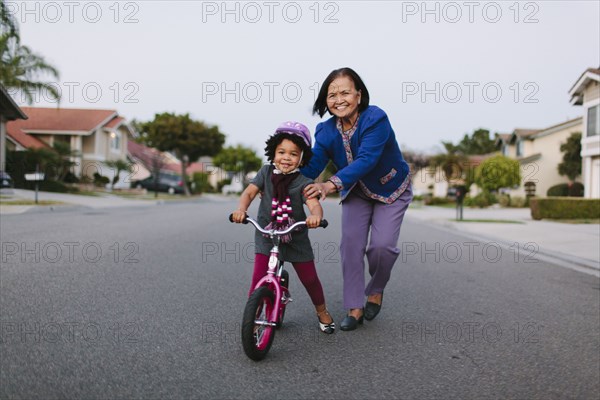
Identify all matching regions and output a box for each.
[241,286,276,361]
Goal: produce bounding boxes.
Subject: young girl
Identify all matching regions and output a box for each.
[231,121,335,334]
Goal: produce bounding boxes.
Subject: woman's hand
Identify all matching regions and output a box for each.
[305,215,322,229]
[231,209,247,223]
[304,181,336,200]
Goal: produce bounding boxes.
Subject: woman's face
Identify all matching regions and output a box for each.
[326,76,361,121]
[273,138,303,173]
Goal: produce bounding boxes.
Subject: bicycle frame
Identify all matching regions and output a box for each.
[243,218,301,325]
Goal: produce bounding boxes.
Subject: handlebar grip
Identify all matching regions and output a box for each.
[229,213,248,224]
[319,219,328,229]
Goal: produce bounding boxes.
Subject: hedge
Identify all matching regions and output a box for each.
[530,197,600,220]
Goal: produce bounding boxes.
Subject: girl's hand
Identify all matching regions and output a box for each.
[231,209,247,223]
[305,215,322,229]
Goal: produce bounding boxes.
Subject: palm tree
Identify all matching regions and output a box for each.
[0,0,60,103]
[1,0,17,36]
[431,141,469,182]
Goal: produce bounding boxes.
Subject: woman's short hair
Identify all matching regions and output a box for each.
[264,132,313,167]
[312,67,370,118]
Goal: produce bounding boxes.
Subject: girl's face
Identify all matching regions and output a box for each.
[273,138,303,173]
[326,75,361,121]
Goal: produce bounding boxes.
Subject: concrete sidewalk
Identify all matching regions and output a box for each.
[406,203,600,275]
[0,188,160,214]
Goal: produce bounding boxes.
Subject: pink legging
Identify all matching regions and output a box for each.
[249,253,325,306]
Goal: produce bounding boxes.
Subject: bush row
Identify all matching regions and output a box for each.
[530,197,600,220]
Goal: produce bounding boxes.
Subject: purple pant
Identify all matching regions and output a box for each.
[340,186,412,309]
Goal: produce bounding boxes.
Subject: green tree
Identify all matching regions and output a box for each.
[138,113,226,195]
[475,155,521,192]
[105,159,133,191]
[557,132,582,183]
[212,144,262,184]
[456,129,497,155]
[0,0,61,103]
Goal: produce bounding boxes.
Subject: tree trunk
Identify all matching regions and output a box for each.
[181,159,190,196]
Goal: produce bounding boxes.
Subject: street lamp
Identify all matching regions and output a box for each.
[524,182,536,197]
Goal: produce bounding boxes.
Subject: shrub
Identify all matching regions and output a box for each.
[63,171,80,183]
[424,196,454,205]
[510,196,527,208]
[191,172,214,194]
[93,173,110,187]
[25,180,69,193]
[498,194,510,207]
[568,182,584,197]
[530,197,600,220]
[547,182,584,197]
[547,184,568,197]
[464,191,497,208]
[217,178,232,192]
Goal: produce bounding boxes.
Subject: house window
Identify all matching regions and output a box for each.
[587,105,599,137]
[516,139,524,157]
[110,131,121,151]
[502,143,508,156]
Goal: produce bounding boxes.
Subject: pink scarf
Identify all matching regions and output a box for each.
[264,169,300,243]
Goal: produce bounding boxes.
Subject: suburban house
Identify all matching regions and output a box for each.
[0,85,27,172]
[411,154,493,198]
[569,67,600,198]
[5,107,135,186]
[496,133,512,157]
[127,140,227,190]
[499,118,583,198]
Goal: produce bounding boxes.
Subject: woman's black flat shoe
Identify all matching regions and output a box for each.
[364,293,383,321]
[340,314,364,331]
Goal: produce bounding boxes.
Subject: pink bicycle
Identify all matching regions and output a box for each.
[229,214,328,361]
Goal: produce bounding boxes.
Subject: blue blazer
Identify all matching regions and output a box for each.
[301,105,410,202]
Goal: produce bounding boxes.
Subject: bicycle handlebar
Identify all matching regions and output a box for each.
[229,214,328,234]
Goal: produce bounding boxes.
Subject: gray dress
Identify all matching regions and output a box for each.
[250,164,315,262]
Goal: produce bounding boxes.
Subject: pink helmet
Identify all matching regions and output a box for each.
[274,121,312,148]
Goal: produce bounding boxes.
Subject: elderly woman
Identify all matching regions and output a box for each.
[302,67,412,331]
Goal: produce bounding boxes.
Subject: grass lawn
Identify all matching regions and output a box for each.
[545,219,600,224]
[0,199,64,206]
[109,191,203,201]
[451,219,525,224]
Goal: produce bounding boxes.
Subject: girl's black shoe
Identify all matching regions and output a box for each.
[317,309,336,334]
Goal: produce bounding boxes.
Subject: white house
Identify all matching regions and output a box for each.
[569,67,600,198]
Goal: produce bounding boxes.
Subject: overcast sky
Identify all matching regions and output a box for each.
[9,0,600,155]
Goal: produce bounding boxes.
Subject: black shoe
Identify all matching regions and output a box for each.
[364,293,383,321]
[317,309,336,334]
[340,312,364,331]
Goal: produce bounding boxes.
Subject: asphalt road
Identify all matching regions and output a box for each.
[1,197,599,399]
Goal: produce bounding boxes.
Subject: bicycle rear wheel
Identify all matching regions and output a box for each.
[241,286,276,361]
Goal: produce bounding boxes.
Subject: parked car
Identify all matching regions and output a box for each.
[132,172,185,194]
[221,180,244,195]
[0,171,13,188]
